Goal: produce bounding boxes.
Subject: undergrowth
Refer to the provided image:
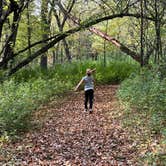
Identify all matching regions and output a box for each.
[118,60,166,165]
[0,60,138,138]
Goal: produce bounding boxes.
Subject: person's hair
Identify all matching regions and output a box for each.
[86,68,91,75]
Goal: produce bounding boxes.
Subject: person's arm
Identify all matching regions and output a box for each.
[74,78,84,91]
[91,68,96,73]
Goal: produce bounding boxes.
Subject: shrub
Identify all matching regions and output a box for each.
[0,78,72,136]
[118,68,166,133]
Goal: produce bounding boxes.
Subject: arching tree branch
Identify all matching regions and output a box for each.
[8,12,155,76]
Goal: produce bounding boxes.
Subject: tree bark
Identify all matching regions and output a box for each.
[40,0,49,69]
[0,0,2,39]
[0,0,29,68]
[140,0,145,66]
[53,4,73,62]
[103,20,108,67]
[154,0,162,63]
[27,3,32,57]
[2,4,20,69]
[62,39,72,61]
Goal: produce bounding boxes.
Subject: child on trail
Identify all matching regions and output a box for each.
[75,68,96,113]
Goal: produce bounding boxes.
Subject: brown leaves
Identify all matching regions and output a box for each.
[1,85,137,165]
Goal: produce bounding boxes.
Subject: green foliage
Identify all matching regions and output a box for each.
[141,150,166,166]
[118,65,166,164]
[0,77,72,136]
[14,60,139,84]
[158,57,166,79]
[95,61,138,84]
[0,60,137,137]
[118,67,166,134]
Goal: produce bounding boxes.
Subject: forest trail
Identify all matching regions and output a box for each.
[1,85,138,165]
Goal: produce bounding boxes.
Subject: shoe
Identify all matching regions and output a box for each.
[89,109,93,114]
[84,109,88,112]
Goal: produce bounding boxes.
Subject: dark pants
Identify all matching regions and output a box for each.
[85,89,94,109]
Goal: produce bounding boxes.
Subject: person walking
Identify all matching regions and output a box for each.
[75,68,96,113]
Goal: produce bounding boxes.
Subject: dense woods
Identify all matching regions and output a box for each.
[0,0,166,165]
[0,0,165,74]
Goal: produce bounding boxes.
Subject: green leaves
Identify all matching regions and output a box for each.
[117,67,166,165]
[2,6,8,11]
[118,69,166,112]
[118,68,166,164]
[0,78,71,136]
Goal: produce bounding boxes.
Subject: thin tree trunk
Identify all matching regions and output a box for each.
[53,10,72,62]
[2,7,20,69]
[60,42,63,63]
[140,0,144,66]
[40,0,49,69]
[103,20,108,67]
[53,43,60,64]
[52,51,56,65]
[56,43,60,63]
[0,0,3,39]
[77,35,81,60]
[27,4,31,57]
[154,0,162,63]
[62,39,72,61]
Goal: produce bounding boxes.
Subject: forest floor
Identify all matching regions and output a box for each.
[0,85,165,165]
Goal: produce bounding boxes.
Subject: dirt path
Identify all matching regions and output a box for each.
[1,85,138,165]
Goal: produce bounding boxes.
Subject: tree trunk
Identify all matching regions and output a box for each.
[52,50,56,65]
[56,43,60,63]
[103,20,108,67]
[40,0,49,69]
[140,0,145,66]
[2,7,20,69]
[27,4,32,57]
[63,39,72,62]
[60,42,63,63]
[0,0,3,39]
[53,10,72,62]
[154,0,162,63]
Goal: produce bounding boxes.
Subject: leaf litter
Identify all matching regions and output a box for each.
[0,85,139,165]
